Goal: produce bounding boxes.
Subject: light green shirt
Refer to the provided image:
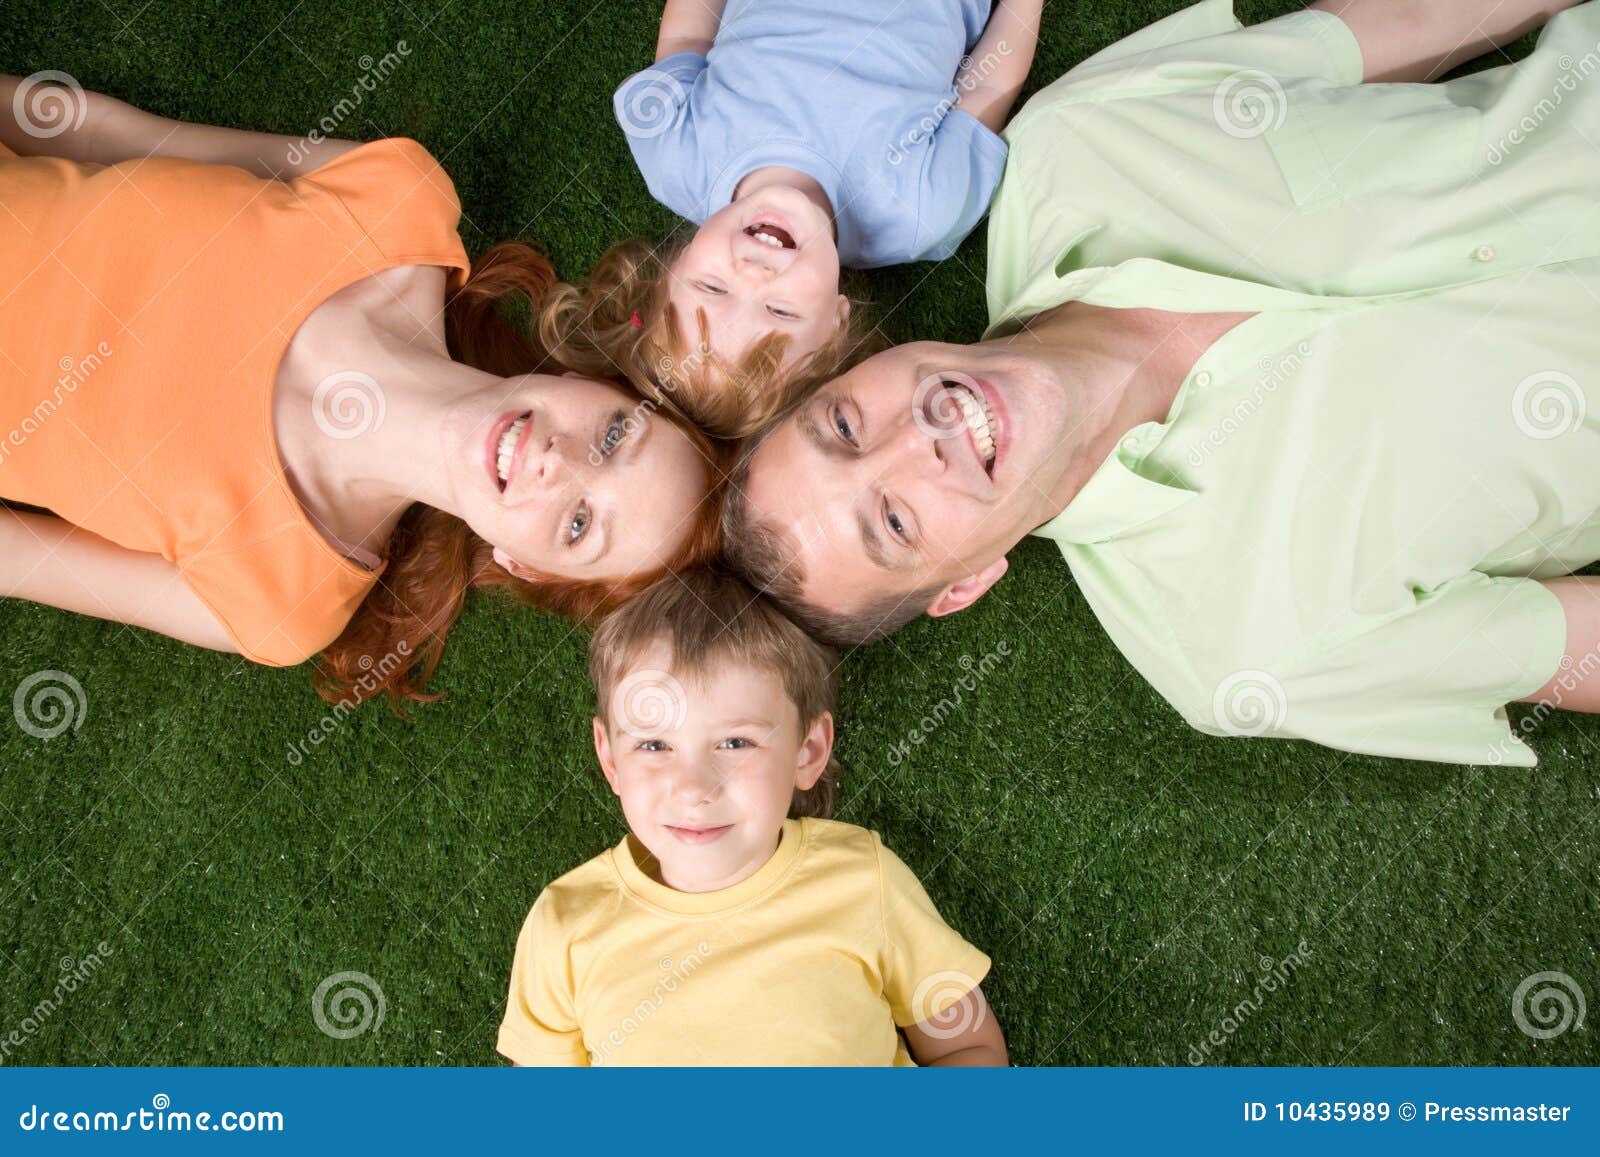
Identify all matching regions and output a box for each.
[985,0,1600,766]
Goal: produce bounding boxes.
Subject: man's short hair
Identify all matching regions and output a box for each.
[720,438,945,648]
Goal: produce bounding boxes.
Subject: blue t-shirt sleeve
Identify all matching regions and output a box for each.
[910,107,1009,261]
[612,51,712,222]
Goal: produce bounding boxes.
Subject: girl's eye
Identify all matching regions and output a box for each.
[768,306,801,321]
[886,504,907,539]
[695,281,725,295]
[567,501,591,544]
[601,412,626,456]
[717,737,753,750]
[832,406,856,445]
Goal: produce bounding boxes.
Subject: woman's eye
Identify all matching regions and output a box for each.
[768,306,801,321]
[567,501,591,544]
[695,281,725,295]
[832,407,856,444]
[601,413,626,456]
[717,737,752,750]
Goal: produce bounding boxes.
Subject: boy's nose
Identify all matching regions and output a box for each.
[671,760,721,803]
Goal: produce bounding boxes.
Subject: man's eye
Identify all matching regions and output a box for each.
[886,505,907,539]
[601,413,626,456]
[717,737,753,750]
[832,406,856,444]
[567,501,591,544]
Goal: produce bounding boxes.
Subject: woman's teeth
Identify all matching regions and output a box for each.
[951,385,997,469]
[496,415,528,485]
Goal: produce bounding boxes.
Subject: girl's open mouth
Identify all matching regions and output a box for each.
[745,221,797,250]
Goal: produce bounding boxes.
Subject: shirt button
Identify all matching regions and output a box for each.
[1473,243,1496,262]
[1121,434,1141,452]
[1193,371,1213,388]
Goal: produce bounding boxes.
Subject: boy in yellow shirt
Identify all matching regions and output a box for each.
[496,569,1006,1066]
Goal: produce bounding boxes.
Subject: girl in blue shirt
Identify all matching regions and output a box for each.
[545,0,1041,437]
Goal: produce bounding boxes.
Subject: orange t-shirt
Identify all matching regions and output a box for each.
[0,137,470,665]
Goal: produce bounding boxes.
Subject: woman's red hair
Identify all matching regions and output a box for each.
[314,242,729,710]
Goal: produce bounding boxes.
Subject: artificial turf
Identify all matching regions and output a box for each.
[1,0,1595,1067]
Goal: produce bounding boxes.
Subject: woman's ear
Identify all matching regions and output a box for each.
[593,717,621,794]
[794,711,835,790]
[492,546,539,582]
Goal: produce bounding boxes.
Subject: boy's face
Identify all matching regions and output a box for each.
[594,646,833,893]
[668,184,850,376]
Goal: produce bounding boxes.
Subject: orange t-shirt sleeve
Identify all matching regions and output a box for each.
[298,137,470,290]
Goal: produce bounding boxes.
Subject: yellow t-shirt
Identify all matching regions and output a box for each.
[496,818,991,1066]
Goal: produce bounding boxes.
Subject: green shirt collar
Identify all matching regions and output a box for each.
[1031,427,1196,544]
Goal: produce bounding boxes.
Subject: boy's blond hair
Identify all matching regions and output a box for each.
[588,568,842,819]
[540,238,877,439]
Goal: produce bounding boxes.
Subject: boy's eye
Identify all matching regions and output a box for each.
[717,737,753,750]
[567,501,591,544]
[637,739,668,753]
[832,406,856,445]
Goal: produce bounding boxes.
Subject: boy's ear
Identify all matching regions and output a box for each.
[593,717,621,794]
[794,711,835,791]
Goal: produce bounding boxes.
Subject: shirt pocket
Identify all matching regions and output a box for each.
[1263,84,1482,212]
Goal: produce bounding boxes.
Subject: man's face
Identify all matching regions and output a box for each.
[741,340,1078,620]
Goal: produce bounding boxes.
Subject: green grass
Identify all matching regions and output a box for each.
[1,1,1595,1067]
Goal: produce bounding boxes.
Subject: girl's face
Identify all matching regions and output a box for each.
[668,183,850,374]
[594,647,832,893]
[440,373,712,583]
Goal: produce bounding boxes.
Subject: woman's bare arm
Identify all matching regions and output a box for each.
[1,507,239,654]
[0,73,359,177]
[1309,0,1584,83]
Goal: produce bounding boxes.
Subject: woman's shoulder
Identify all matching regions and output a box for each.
[295,138,469,273]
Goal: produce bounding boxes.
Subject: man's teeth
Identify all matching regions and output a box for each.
[496,416,528,483]
[951,385,997,467]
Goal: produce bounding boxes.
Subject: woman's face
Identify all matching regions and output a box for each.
[441,373,712,582]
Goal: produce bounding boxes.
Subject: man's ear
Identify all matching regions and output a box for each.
[794,711,835,791]
[925,556,1009,619]
[593,717,622,795]
[493,546,540,582]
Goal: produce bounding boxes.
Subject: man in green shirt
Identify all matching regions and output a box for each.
[726,0,1600,767]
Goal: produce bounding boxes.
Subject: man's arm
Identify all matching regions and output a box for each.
[0,73,358,177]
[954,0,1044,132]
[1519,576,1600,712]
[1309,0,1584,83]
[902,986,1009,1067]
[1,507,239,654]
[655,0,727,61]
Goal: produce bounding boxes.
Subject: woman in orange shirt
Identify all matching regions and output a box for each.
[0,73,724,704]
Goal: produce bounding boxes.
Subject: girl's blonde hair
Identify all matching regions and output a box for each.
[539,237,875,439]
[588,568,842,819]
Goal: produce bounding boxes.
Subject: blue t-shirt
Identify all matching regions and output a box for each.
[612,0,1009,269]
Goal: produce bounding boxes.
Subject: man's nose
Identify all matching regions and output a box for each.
[872,410,945,478]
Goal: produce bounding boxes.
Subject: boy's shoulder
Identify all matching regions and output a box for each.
[526,843,631,929]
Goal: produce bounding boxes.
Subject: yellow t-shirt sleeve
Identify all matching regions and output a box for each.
[496,893,589,1067]
[873,837,992,1029]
